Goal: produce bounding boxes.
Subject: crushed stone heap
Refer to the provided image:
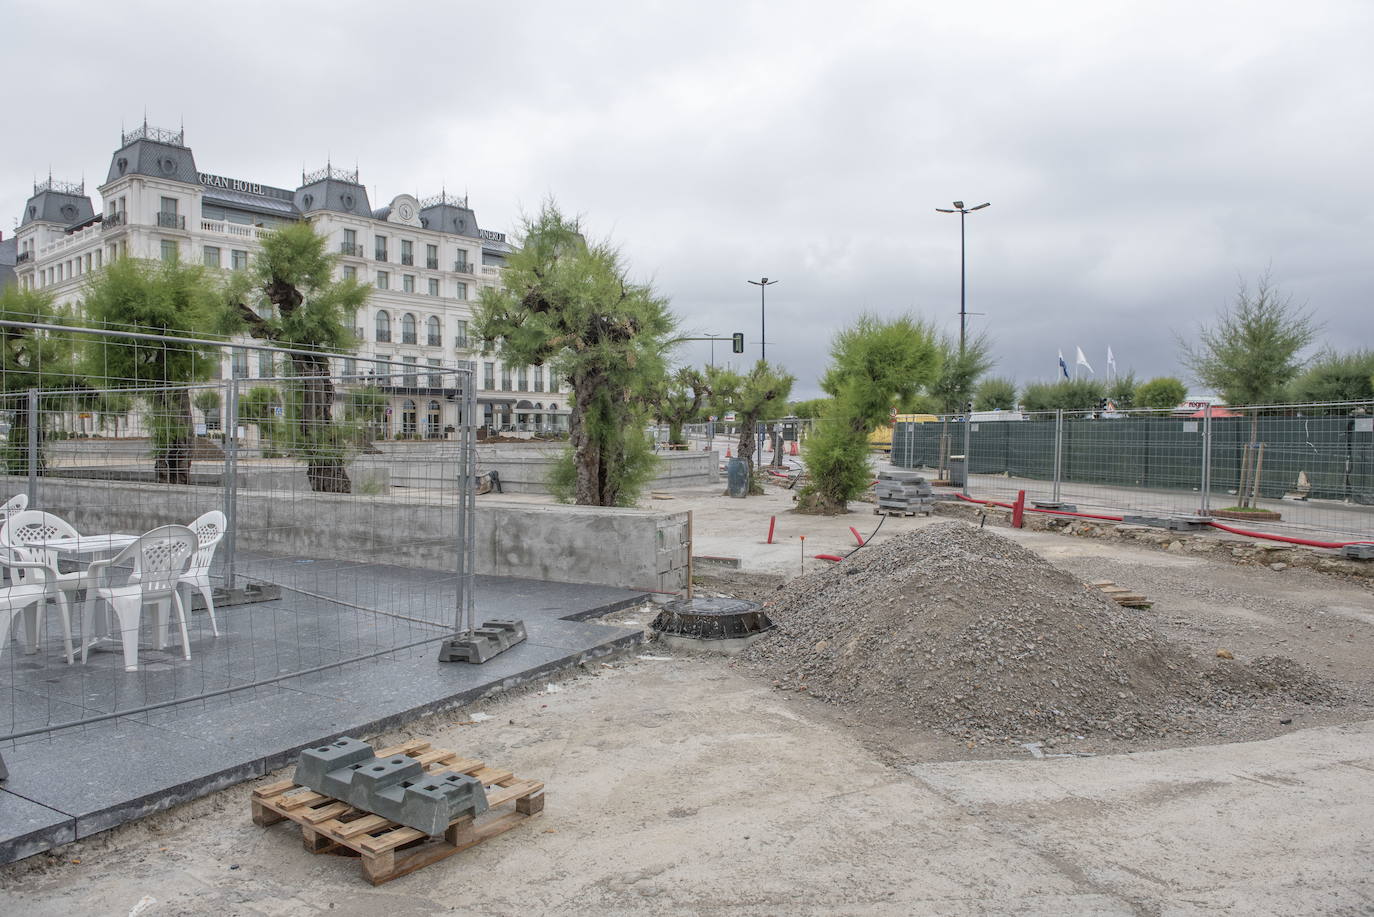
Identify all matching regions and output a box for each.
[738,521,1333,744]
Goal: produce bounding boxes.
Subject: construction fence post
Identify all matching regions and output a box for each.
[1052,409,1064,504]
[961,411,972,498]
[1199,402,1213,516]
[26,388,39,509]
[223,377,239,590]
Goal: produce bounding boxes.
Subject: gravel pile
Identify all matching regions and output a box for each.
[739,521,1336,744]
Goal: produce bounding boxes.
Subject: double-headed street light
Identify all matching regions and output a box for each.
[935,201,990,353]
[746,277,778,364]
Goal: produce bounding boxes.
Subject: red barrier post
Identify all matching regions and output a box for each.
[1012,490,1026,528]
[767,516,776,544]
[848,526,864,546]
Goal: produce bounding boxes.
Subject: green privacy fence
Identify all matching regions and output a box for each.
[892,406,1374,503]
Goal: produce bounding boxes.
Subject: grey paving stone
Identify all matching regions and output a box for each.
[0,788,74,866]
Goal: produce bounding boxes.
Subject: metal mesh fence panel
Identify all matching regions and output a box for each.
[890,402,1373,541]
[1,324,476,745]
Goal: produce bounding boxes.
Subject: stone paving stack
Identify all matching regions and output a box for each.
[875,470,935,515]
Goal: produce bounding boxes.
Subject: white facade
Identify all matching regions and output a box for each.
[11,125,567,438]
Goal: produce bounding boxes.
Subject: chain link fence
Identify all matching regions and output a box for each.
[892,401,1374,542]
[1,323,478,745]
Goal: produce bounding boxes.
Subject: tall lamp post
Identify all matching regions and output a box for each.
[746,277,777,364]
[934,201,990,353]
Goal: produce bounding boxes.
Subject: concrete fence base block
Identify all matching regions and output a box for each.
[295,736,489,836]
[438,619,528,664]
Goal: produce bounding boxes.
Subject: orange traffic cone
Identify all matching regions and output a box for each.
[725,446,732,458]
[789,440,799,456]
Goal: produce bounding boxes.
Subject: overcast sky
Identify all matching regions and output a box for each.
[4,0,1370,398]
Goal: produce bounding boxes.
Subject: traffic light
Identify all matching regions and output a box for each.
[1098,398,1108,412]
[965,401,973,414]
[731,332,744,354]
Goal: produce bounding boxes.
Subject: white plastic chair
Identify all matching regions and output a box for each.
[181,511,226,637]
[0,510,83,635]
[0,544,72,664]
[0,494,28,532]
[81,526,198,672]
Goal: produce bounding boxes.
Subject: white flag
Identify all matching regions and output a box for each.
[1075,346,1094,375]
[1107,346,1117,376]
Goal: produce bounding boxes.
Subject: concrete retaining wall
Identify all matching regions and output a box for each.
[1,476,689,592]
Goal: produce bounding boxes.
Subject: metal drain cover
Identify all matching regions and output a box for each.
[651,597,774,640]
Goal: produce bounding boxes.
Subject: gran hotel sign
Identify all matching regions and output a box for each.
[197,172,266,195]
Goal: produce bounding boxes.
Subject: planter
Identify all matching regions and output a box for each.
[1208,508,1283,523]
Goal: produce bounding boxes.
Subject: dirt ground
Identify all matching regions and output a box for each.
[2,489,1372,915]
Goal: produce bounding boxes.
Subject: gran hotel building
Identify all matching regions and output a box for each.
[9,123,566,436]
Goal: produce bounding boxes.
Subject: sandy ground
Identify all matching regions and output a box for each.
[2,480,1372,915]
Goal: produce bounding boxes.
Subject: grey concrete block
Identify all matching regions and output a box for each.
[295,737,488,836]
[1341,543,1374,560]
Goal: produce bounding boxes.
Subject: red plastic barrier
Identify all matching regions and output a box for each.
[1011,490,1026,529]
[815,554,844,563]
[1205,520,1374,550]
[767,516,776,544]
[848,526,864,546]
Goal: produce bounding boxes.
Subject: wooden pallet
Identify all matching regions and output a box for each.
[1088,580,1152,609]
[251,739,544,885]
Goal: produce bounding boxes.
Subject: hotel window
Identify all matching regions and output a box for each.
[342,265,357,281]
[426,316,441,346]
[455,281,467,300]
[203,246,221,268]
[517,368,528,392]
[427,277,439,296]
[231,351,249,378]
[401,313,417,344]
[455,320,468,349]
[403,274,415,293]
[95,250,102,268]
[426,244,438,270]
[375,235,388,261]
[402,356,418,387]
[160,239,179,262]
[427,358,442,388]
[375,310,391,342]
[454,250,469,271]
[84,253,92,272]
[231,249,249,270]
[376,271,389,290]
[343,228,357,255]
[483,362,495,389]
[344,357,357,378]
[401,240,414,266]
[533,366,544,392]
[549,371,560,393]
[501,366,512,391]
[258,350,274,378]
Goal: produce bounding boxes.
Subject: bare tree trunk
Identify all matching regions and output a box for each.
[569,376,601,505]
[292,354,351,493]
[154,388,193,486]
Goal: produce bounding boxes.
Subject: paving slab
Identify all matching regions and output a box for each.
[0,790,73,864]
[0,560,647,864]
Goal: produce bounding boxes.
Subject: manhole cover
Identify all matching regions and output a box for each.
[650,597,773,640]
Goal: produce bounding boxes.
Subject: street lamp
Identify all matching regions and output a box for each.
[934,201,990,353]
[746,277,778,364]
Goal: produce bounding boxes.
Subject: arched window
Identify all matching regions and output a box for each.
[426,315,441,347]
[374,310,391,343]
[426,400,442,438]
[401,313,417,345]
[401,398,418,436]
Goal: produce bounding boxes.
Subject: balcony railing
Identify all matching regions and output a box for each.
[353,327,366,340]
[339,242,363,256]
[454,336,470,350]
[452,261,471,273]
[402,333,417,345]
[157,211,186,229]
[401,254,414,266]
[103,211,127,229]
[375,250,388,262]
[376,330,392,343]
[426,258,439,270]
[427,335,442,347]
[16,250,33,263]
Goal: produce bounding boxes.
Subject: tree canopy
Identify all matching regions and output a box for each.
[474,201,675,506]
[1134,376,1187,410]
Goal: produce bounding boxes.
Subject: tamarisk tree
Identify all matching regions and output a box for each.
[474,202,674,506]
[223,222,368,492]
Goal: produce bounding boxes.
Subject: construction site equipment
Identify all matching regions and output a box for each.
[651,597,773,641]
[1088,580,1153,609]
[438,619,527,663]
[253,738,544,885]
